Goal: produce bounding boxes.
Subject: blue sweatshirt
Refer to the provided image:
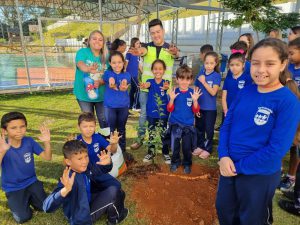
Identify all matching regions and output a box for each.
[43,163,117,225]
[218,84,300,175]
[103,70,131,108]
[288,63,300,89]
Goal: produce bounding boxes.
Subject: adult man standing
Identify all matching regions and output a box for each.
[129,18,179,153]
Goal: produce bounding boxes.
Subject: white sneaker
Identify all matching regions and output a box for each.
[163,154,171,164]
[143,154,154,163]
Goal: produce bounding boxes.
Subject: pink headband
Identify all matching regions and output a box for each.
[231,49,245,54]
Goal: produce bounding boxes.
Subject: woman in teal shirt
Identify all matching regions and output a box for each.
[74,30,109,128]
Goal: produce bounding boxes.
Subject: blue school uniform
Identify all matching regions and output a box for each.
[125,53,139,79]
[194,70,221,110]
[43,162,125,225]
[103,70,131,108]
[222,71,252,108]
[226,60,251,78]
[219,84,300,175]
[288,63,300,88]
[1,137,43,193]
[216,84,300,225]
[169,88,195,126]
[146,79,169,119]
[76,133,109,164]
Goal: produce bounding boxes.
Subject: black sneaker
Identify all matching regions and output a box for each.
[278,199,300,216]
[183,166,191,174]
[278,176,295,192]
[282,190,295,201]
[107,208,129,225]
[143,154,154,163]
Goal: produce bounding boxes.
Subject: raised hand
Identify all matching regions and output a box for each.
[119,79,129,91]
[60,167,76,197]
[190,87,202,102]
[0,132,10,153]
[127,47,143,56]
[96,150,112,166]
[109,77,118,90]
[139,82,150,89]
[198,75,206,84]
[38,123,51,142]
[107,130,122,145]
[166,43,179,56]
[169,87,180,100]
[161,81,170,90]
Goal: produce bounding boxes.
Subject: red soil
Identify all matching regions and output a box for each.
[131,164,219,225]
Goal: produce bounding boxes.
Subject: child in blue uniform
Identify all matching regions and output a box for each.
[140,59,170,163]
[76,112,123,189]
[101,51,131,154]
[194,51,221,159]
[288,37,300,88]
[167,65,201,174]
[43,140,128,225]
[126,37,141,110]
[222,53,252,121]
[216,38,300,225]
[0,112,52,223]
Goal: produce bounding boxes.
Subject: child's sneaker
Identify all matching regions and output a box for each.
[143,154,154,163]
[170,164,178,173]
[183,166,191,174]
[279,176,295,192]
[107,208,129,225]
[163,154,171,164]
[282,189,295,201]
[278,199,300,216]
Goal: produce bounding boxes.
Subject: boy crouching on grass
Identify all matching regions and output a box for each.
[0,112,52,224]
[43,140,128,225]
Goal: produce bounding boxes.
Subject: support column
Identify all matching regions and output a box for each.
[38,17,50,86]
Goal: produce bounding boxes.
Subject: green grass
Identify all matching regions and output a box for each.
[0,90,299,225]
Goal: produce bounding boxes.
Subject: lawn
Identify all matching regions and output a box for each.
[0,90,299,225]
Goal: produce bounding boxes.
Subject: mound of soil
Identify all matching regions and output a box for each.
[130,164,219,225]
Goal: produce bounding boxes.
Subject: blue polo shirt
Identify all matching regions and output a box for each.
[169,88,195,126]
[146,79,169,119]
[288,63,300,88]
[1,137,43,193]
[103,70,131,108]
[125,53,139,78]
[195,70,221,110]
[76,133,109,164]
[223,71,253,107]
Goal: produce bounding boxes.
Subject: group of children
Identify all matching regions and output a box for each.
[2,24,300,225]
[0,112,128,225]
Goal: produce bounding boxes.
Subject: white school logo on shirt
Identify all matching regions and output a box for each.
[295,77,300,87]
[254,107,273,126]
[187,98,192,107]
[207,81,213,88]
[93,143,99,153]
[24,153,31,163]
[161,89,165,96]
[238,80,245,89]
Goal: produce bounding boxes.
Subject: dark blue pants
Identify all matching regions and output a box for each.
[104,107,129,152]
[216,171,280,225]
[170,125,193,166]
[195,109,217,153]
[77,100,108,128]
[5,180,46,224]
[129,77,140,109]
[90,186,126,224]
[147,117,169,155]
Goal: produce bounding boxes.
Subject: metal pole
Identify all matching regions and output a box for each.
[38,17,50,86]
[0,21,4,39]
[215,4,221,52]
[15,0,32,92]
[98,0,103,30]
[219,11,225,52]
[156,0,159,19]
[205,0,211,44]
